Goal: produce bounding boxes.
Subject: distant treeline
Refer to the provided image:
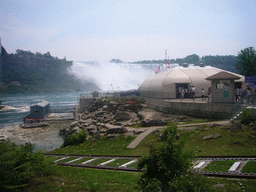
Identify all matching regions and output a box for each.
[1,49,99,93]
[130,54,238,72]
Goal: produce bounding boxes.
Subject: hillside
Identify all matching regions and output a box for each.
[0,49,99,93]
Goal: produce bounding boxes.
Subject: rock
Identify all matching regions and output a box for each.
[70,121,79,128]
[133,130,144,135]
[94,111,106,116]
[59,128,67,136]
[203,135,213,140]
[106,126,128,134]
[87,124,96,131]
[141,119,166,127]
[177,115,187,122]
[88,130,98,135]
[214,183,225,188]
[214,133,222,139]
[159,134,168,141]
[138,109,163,120]
[230,121,242,132]
[114,111,130,121]
[175,133,181,139]
[81,114,91,120]
[71,127,81,134]
[106,134,117,139]
[210,123,220,128]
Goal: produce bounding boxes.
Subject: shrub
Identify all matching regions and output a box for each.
[241,109,254,125]
[0,141,52,192]
[137,123,196,191]
[62,130,87,147]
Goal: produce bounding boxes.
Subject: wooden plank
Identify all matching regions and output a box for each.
[194,161,206,169]
[81,158,98,164]
[54,156,69,163]
[99,158,117,166]
[67,157,83,163]
[119,159,138,168]
[229,162,241,172]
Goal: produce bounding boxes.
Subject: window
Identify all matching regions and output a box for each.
[216,80,230,89]
[33,109,41,114]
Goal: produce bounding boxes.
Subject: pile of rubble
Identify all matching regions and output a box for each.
[59,98,194,138]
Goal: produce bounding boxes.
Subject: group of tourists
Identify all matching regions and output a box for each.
[235,86,254,104]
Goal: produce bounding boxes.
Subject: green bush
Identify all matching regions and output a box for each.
[137,123,196,191]
[241,109,254,125]
[0,141,52,192]
[62,130,87,148]
[168,173,214,192]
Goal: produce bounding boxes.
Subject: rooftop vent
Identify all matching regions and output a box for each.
[183,63,188,67]
[199,63,204,67]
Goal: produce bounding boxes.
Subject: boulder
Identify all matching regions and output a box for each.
[70,121,79,128]
[203,135,213,140]
[59,128,67,136]
[94,111,106,117]
[159,134,168,141]
[87,124,96,131]
[106,126,128,134]
[138,109,162,120]
[81,114,91,120]
[141,119,166,127]
[71,127,81,134]
[214,133,222,139]
[230,121,242,132]
[114,111,130,121]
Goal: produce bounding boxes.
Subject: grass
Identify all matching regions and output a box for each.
[180,125,256,156]
[242,161,256,173]
[203,160,236,172]
[30,122,256,191]
[24,156,141,192]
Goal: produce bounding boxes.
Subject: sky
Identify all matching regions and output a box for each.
[0,0,255,62]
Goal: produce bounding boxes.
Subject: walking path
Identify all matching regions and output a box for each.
[126,120,231,149]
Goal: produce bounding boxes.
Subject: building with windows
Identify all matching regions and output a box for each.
[30,101,50,119]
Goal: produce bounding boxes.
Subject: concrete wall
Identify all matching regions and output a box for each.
[145,98,242,119]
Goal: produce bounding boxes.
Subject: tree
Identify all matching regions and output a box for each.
[235,47,256,76]
[185,54,200,63]
[137,123,195,191]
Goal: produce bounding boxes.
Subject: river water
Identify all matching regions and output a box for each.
[0,91,89,151]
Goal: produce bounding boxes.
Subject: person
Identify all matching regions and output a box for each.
[191,86,195,99]
[235,88,240,102]
[208,87,212,102]
[202,88,205,100]
[246,86,252,104]
[181,88,185,99]
[240,86,246,103]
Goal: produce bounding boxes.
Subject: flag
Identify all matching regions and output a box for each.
[167,58,170,68]
[155,66,161,74]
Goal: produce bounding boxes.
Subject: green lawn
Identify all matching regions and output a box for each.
[36,124,256,191]
[203,160,236,172]
[242,161,256,173]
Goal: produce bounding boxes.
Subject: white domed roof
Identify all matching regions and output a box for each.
[138,65,244,99]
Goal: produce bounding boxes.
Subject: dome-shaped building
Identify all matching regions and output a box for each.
[138,65,245,99]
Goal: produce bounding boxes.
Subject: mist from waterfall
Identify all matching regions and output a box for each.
[68,62,160,91]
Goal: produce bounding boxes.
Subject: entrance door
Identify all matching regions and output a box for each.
[175,83,189,98]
